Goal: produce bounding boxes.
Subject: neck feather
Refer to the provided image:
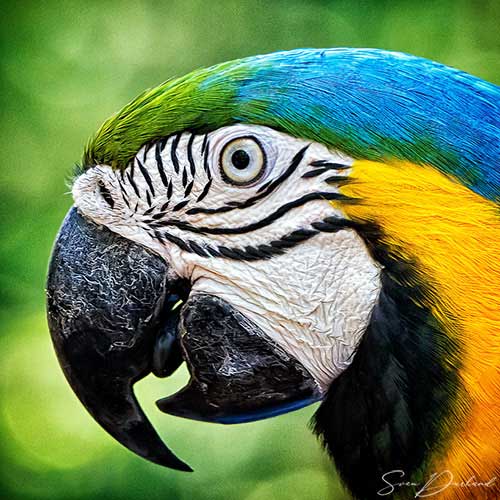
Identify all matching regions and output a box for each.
[313,244,461,499]
[316,158,500,499]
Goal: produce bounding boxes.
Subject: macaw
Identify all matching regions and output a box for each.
[46,48,500,499]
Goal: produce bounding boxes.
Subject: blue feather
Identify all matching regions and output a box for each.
[231,48,500,201]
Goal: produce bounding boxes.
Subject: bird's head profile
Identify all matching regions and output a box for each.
[46,48,500,499]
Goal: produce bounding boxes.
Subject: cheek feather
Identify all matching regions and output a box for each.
[180,229,382,391]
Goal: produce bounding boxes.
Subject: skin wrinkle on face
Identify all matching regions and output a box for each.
[184,230,382,388]
[72,124,382,389]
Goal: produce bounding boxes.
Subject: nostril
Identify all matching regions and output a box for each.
[97,180,115,209]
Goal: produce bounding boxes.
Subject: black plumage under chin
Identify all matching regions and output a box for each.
[312,226,463,500]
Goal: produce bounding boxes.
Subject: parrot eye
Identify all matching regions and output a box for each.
[219,136,266,186]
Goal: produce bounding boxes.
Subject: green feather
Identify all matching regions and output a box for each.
[84,60,255,169]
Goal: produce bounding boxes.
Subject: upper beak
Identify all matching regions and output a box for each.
[47,207,322,471]
[46,207,191,471]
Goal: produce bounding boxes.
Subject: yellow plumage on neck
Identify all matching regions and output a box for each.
[338,158,500,497]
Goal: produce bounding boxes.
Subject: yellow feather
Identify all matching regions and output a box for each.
[337,159,500,498]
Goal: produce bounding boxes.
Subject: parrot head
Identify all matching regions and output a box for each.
[46,48,500,496]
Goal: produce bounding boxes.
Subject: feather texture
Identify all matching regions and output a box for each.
[85,48,500,201]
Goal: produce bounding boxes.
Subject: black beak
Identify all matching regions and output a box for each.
[46,207,191,471]
[47,207,322,471]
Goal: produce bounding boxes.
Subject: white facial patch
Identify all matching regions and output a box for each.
[175,229,381,391]
[73,124,382,390]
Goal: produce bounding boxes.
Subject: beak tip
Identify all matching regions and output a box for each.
[155,397,170,412]
[155,388,204,421]
[179,463,194,473]
[156,454,193,473]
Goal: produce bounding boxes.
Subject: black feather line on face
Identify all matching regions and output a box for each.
[126,171,140,198]
[142,142,153,162]
[155,192,357,235]
[184,180,194,197]
[324,175,351,187]
[187,239,209,257]
[170,134,181,174]
[118,178,129,196]
[302,168,330,178]
[151,211,167,220]
[187,133,196,177]
[149,216,352,262]
[173,199,189,212]
[203,139,211,177]
[159,230,191,252]
[153,230,166,244]
[196,179,212,202]
[129,157,135,179]
[155,142,169,187]
[98,181,114,209]
[309,160,350,169]
[120,191,130,209]
[201,134,208,154]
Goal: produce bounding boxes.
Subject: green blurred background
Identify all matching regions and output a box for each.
[0,1,499,499]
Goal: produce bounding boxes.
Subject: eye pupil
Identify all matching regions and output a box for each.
[231,149,250,170]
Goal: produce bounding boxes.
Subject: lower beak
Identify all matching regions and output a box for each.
[47,207,321,471]
[157,294,322,423]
